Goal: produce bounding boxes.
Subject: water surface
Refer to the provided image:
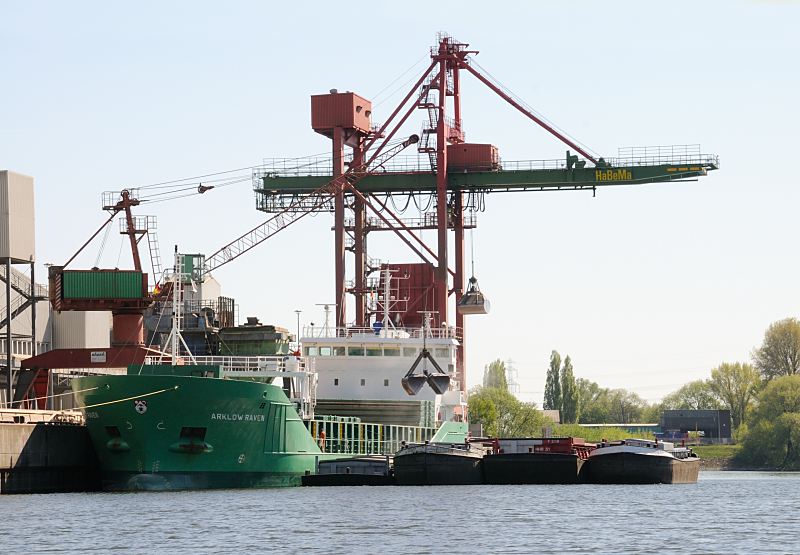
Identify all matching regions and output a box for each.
[3,472,799,554]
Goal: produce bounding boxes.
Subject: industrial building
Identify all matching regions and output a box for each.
[0,170,113,409]
[660,409,732,441]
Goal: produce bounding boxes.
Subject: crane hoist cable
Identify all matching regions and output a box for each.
[469,57,601,160]
[371,53,429,104]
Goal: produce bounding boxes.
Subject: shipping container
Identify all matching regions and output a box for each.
[0,170,35,263]
[446,143,500,171]
[311,92,372,135]
[61,270,146,299]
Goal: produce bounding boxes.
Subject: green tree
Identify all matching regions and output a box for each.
[576,378,610,423]
[752,318,800,380]
[560,355,580,423]
[468,387,549,437]
[739,375,800,469]
[640,402,664,423]
[708,362,761,429]
[543,350,562,411]
[661,379,722,410]
[606,389,646,423]
[482,359,508,391]
[467,388,498,434]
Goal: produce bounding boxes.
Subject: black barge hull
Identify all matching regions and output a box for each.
[394,452,483,485]
[584,453,700,484]
[483,453,585,484]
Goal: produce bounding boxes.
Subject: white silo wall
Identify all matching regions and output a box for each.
[52,310,112,349]
[0,170,35,263]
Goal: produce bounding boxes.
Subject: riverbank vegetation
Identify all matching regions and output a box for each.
[468,318,800,469]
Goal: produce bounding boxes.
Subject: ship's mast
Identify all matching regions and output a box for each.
[160,248,196,364]
[170,250,182,364]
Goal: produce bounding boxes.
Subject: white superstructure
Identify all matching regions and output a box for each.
[302,325,465,422]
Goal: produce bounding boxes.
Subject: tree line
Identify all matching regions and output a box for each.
[468,317,800,469]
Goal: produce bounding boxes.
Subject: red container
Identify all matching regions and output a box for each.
[380,262,443,329]
[447,143,499,171]
[311,92,372,135]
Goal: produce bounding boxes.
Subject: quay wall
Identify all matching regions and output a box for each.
[0,423,100,494]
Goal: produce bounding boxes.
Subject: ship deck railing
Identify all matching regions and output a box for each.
[307,419,438,457]
[301,326,461,341]
[145,355,314,374]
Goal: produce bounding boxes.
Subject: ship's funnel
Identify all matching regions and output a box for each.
[401,375,427,396]
[426,373,450,395]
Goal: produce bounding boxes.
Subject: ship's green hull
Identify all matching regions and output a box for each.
[72,373,466,491]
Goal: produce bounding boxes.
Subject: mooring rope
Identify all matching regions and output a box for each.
[0,386,101,409]
[76,385,180,410]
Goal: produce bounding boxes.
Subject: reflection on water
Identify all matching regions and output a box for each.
[4,472,799,554]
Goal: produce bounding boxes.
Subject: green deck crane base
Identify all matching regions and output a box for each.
[256,163,718,197]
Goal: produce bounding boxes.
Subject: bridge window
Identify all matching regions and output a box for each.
[304,346,318,356]
[348,347,364,356]
[333,347,346,356]
[403,348,417,357]
[366,347,382,357]
[384,347,400,357]
[434,348,450,358]
[319,346,332,356]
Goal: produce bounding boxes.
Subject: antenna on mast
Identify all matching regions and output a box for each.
[315,303,333,337]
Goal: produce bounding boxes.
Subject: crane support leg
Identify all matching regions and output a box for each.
[354,198,366,327]
[435,52,449,327]
[333,127,347,329]
[454,193,466,392]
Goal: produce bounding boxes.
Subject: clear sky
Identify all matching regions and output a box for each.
[2,1,798,404]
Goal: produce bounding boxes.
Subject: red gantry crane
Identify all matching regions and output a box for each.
[249,34,719,393]
[17,34,718,408]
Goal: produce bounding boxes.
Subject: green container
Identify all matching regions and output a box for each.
[62,270,144,299]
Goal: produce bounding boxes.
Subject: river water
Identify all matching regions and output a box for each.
[2,472,799,554]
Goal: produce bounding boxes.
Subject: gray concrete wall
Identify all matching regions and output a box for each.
[0,422,100,493]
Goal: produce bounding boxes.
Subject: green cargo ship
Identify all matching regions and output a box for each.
[73,361,466,491]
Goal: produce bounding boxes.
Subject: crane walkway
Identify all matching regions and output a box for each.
[253,146,719,207]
